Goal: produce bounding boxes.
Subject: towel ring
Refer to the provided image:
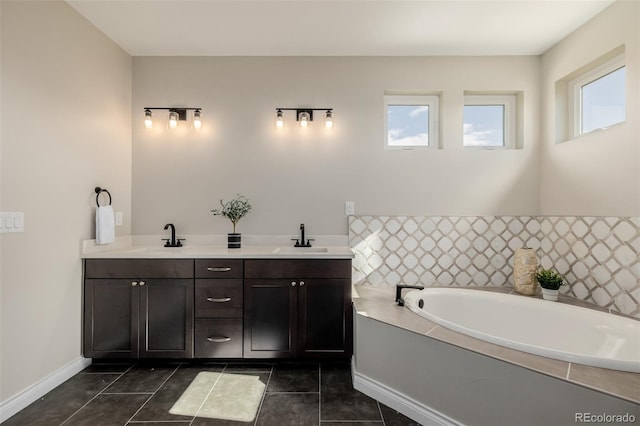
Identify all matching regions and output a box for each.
[95,187,112,207]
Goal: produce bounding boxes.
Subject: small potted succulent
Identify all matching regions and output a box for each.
[212,194,252,248]
[535,269,565,301]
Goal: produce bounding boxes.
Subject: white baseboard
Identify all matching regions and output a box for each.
[0,356,91,423]
[351,358,460,426]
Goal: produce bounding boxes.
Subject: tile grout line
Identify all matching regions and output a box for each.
[58,363,137,426]
[252,364,274,426]
[100,392,155,395]
[376,400,387,426]
[188,363,229,426]
[318,363,322,426]
[124,363,184,425]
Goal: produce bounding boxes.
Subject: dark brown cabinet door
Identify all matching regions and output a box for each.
[84,279,139,358]
[84,259,194,359]
[244,279,297,358]
[139,279,194,358]
[298,279,352,358]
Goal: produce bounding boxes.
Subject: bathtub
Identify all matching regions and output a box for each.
[403,288,640,373]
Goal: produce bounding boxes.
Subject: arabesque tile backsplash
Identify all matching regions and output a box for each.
[349,216,640,318]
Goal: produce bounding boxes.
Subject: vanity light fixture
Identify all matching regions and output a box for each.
[325,110,333,129]
[168,111,179,129]
[143,107,202,130]
[298,111,310,128]
[275,108,334,129]
[275,109,284,128]
[144,109,153,129]
[193,109,202,130]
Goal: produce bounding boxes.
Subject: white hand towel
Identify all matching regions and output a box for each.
[96,205,115,245]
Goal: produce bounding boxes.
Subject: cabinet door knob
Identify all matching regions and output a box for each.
[206,297,231,303]
[139,281,146,286]
[207,267,232,272]
[131,281,138,287]
[207,336,231,343]
[291,281,297,287]
[299,281,305,286]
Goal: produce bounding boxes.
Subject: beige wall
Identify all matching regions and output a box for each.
[540,0,640,216]
[0,1,132,402]
[132,56,540,236]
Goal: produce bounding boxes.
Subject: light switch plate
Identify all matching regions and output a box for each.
[0,212,24,233]
[345,201,355,216]
[115,211,123,226]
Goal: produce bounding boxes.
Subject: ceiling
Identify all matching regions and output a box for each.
[66,0,615,57]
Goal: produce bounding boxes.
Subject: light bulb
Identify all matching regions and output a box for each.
[144,109,153,129]
[193,109,202,130]
[299,111,310,128]
[325,110,333,129]
[168,111,178,129]
[276,109,284,128]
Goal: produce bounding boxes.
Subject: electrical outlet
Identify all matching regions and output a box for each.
[345,201,355,216]
[115,211,123,226]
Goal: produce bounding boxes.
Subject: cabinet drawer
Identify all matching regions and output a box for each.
[245,259,351,279]
[195,279,243,318]
[85,259,193,279]
[195,319,243,358]
[195,259,243,278]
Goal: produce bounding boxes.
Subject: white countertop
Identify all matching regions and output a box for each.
[81,235,354,259]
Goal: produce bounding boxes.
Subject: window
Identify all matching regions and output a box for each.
[569,54,625,137]
[384,95,439,149]
[463,95,516,148]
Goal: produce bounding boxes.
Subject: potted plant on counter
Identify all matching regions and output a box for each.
[212,194,252,249]
[535,269,565,301]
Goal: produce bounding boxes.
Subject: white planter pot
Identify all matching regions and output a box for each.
[541,288,559,301]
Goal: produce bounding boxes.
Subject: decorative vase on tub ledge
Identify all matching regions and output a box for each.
[211,194,252,249]
[513,247,538,295]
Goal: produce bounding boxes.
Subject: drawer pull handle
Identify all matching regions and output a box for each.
[207,336,231,343]
[131,281,138,287]
[206,267,232,272]
[206,297,232,303]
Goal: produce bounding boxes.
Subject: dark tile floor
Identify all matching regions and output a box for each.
[2,362,422,426]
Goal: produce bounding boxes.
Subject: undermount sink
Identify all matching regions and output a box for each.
[272,247,329,254]
[121,246,202,255]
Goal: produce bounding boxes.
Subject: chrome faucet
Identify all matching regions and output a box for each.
[293,223,313,247]
[163,223,184,247]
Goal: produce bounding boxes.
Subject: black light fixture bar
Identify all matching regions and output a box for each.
[276,107,333,122]
[144,107,201,121]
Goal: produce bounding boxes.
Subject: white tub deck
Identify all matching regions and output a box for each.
[352,285,640,404]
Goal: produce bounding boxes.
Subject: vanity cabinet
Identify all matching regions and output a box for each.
[83,259,194,359]
[244,259,352,359]
[194,259,243,358]
[83,256,352,360]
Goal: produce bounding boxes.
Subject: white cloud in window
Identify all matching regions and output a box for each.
[463,123,500,147]
[388,128,428,146]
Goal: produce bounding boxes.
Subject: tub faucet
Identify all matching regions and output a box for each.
[163,223,184,247]
[396,284,424,306]
[293,223,313,247]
